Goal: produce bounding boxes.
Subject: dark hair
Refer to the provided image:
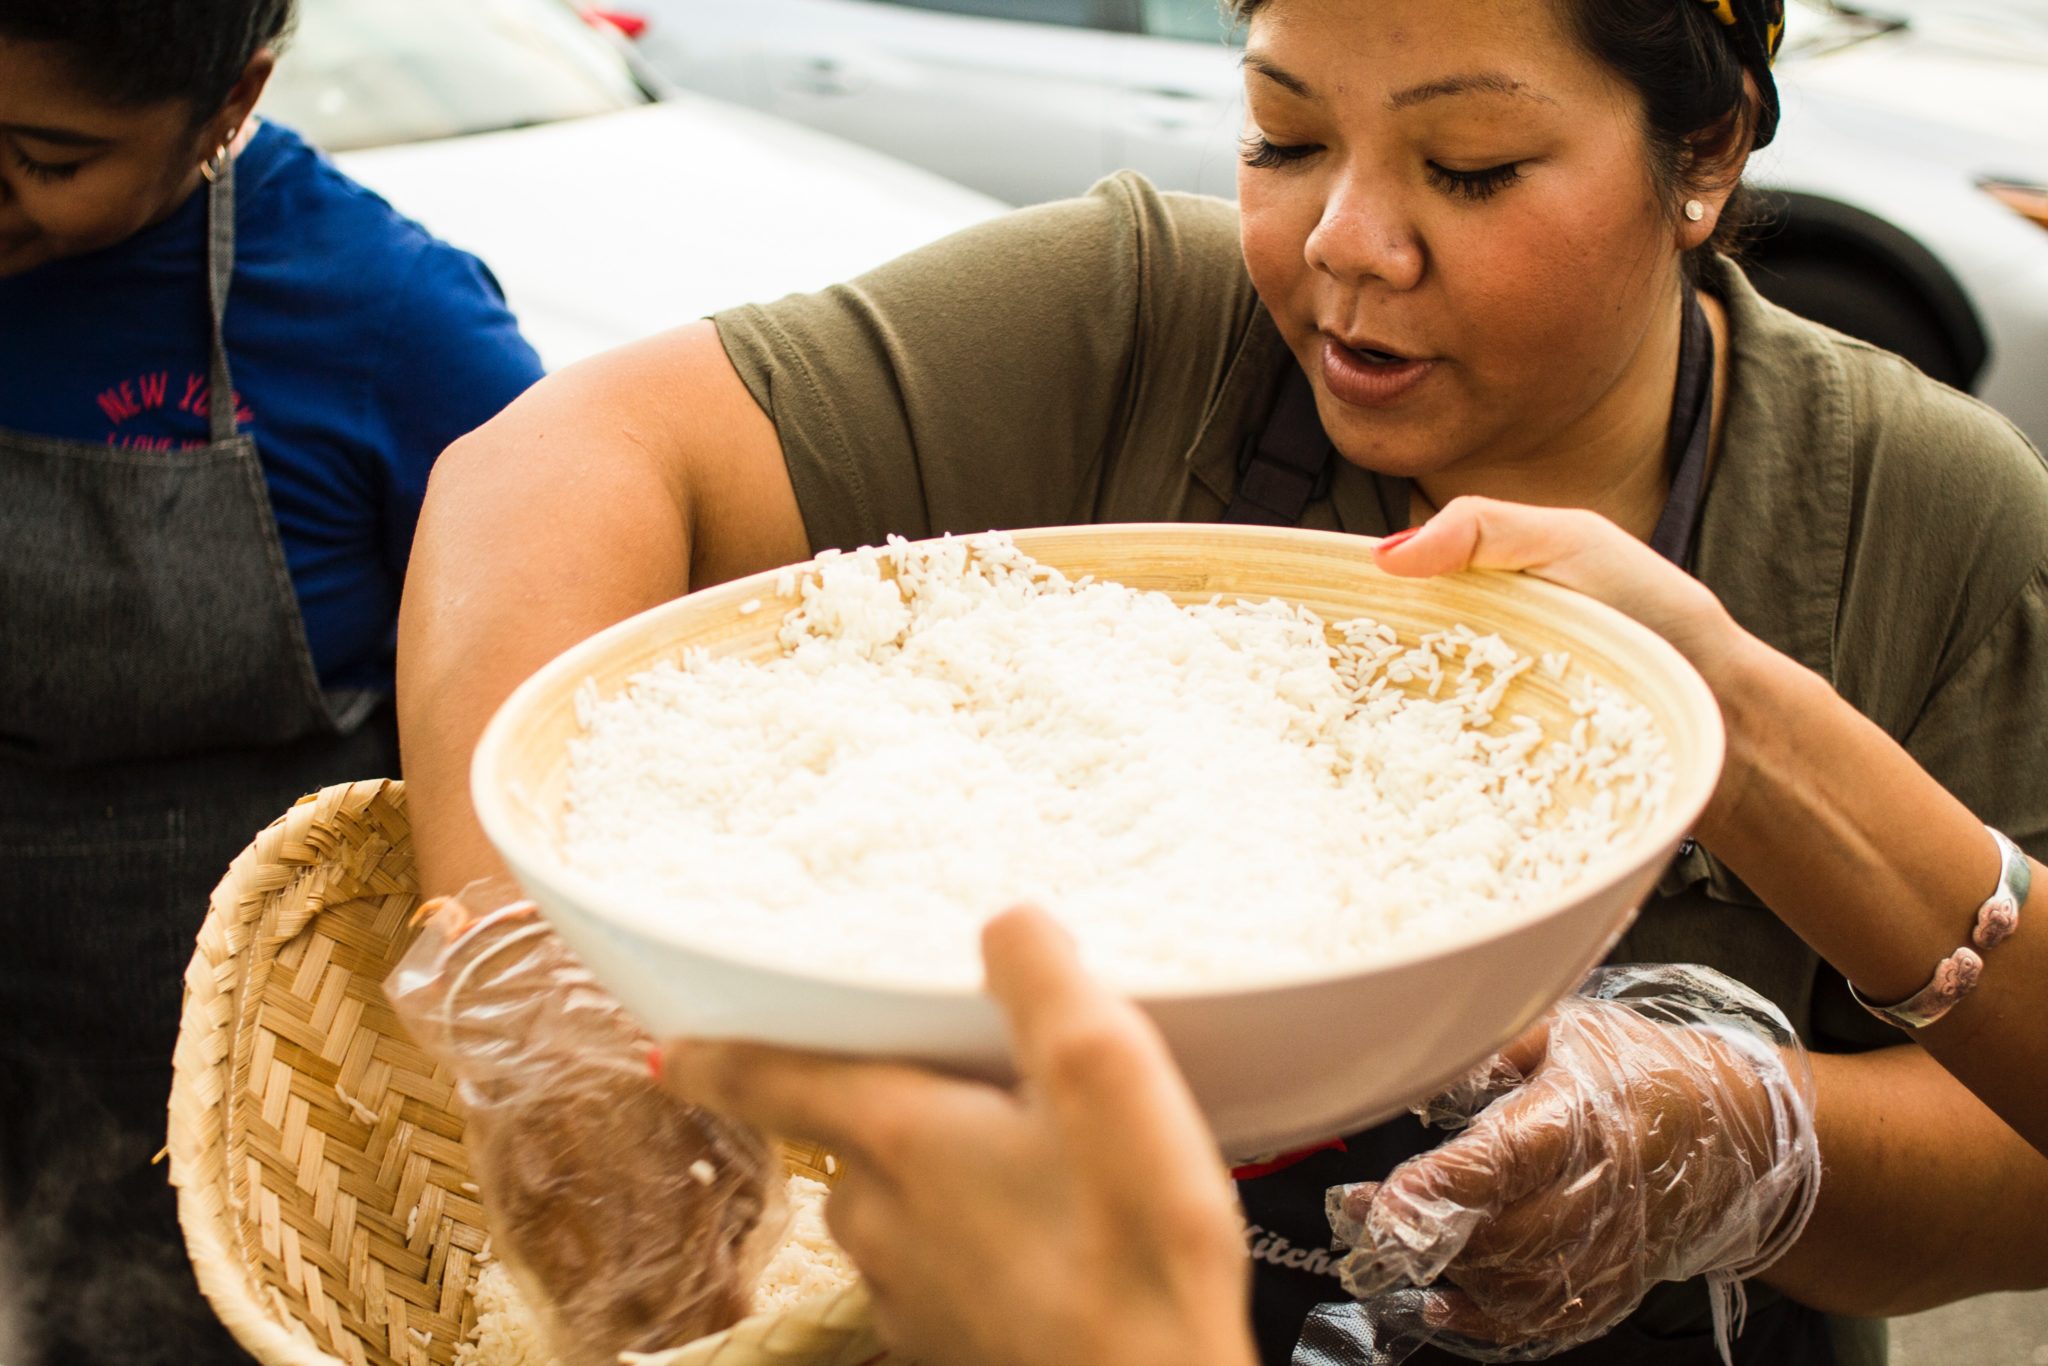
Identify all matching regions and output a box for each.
[1224,0,1764,278]
[0,0,296,116]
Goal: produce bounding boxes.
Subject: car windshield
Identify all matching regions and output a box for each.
[261,0,649,152]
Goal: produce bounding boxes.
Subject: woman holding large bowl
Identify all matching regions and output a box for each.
[399,0,2048,1360]
[647,496,2048,1366]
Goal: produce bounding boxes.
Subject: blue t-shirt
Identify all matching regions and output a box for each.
[0,120,544,693]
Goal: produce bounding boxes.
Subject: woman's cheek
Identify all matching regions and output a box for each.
[1237,183,1321,341]
[1447,192,1649,355]
[35,179,163,259]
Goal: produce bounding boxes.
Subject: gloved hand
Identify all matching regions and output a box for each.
[386,881,785,1366]
[1326,964,1820,1363]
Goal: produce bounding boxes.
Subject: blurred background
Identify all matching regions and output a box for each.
[243,3,2047,1361]
[254,0,2048,452]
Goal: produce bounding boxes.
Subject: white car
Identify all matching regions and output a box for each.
[634,0,2048,450]
[257,0,1006,368]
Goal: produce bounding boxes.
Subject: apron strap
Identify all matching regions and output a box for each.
[1647,285,1716,571]
[1226,285,1719,571]
[1222,365,1333,526]
[205,157,241,447]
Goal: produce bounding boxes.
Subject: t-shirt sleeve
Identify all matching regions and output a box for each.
[367,241,546,586]
[1834,350,2048,861]
[1904,564,2048,861]
[712,174,1169,552]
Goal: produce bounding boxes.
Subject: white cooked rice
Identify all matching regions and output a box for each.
[560,533,1670,989]
[454,1173,855,1366]
[747,1175,857,1314]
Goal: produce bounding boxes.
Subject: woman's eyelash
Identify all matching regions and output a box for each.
[1238,143,1525,201]
[1427,162,1524,201]
[1239,135,1320,170]
[13,151,83,183]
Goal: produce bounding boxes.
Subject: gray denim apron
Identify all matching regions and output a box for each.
[0,160,399,1365]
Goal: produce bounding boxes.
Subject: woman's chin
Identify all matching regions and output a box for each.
[1327,428,1472,484]
[1307,383,1478,484]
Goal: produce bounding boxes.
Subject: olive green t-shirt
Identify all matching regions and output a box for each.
[715,172,2048,1365]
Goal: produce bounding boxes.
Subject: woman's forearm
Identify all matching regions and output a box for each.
[397,323,806,896]
[1761,1045,2048,1313]
[1696,633,2048,1148]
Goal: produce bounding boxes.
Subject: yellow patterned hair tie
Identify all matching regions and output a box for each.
[1694,0,1787,63]
[1690,0,1788,144]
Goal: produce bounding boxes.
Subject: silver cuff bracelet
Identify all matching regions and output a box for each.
[1850,825,2030,1031]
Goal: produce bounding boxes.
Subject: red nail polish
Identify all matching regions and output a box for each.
[645,1044,664,1082]
[1378,528,1421,552]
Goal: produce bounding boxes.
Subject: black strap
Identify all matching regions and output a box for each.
[1224,286,1718,571]
[1222,365,1334,526]
[1647,286,1716,571]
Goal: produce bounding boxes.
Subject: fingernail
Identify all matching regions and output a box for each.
[1377,528,1421,552]
[645,1043,664,1082]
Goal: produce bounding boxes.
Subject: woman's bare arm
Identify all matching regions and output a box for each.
[1763,1045,2048,1314]
[1701,635,2048,1151]
[397,322,809,895]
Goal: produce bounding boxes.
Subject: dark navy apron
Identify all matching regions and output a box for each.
[0,159,399,1365]
[1224,291,1837,1365]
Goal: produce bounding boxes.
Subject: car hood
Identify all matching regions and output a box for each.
[335,98,1006,368]
[1783,11,2048,161]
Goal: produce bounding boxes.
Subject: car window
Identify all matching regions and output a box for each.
[1141,0,1245,44]
[263,0,648,152]
[876,0,1126,30]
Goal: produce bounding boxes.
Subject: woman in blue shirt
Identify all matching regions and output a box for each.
[0,4,543,1359]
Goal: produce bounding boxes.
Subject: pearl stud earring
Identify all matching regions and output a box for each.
[1684,199,1707,222]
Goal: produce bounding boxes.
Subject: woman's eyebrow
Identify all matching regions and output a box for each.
[1242,59,1557,112]
[1243,53,1314,99]
[2,122,115,148]
[1386,72,1557,111]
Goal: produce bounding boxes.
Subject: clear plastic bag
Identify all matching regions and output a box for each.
[386,881,786,1366]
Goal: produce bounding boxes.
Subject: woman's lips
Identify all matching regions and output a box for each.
[1318,336,1439,409]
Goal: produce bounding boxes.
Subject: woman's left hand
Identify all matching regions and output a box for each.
[654,907,1258,1366]
[1373,496,1748,680]
[1326,964,1822,1361]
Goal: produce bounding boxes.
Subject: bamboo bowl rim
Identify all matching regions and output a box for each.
[473,523,1726,1001]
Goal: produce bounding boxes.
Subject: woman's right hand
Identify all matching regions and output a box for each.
[1373,497,1752,682]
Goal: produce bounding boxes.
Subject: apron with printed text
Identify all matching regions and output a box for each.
[0,161,399,1365]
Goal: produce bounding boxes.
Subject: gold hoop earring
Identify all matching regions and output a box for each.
[198,127,240,183]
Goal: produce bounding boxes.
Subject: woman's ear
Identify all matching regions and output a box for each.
[198,47,278,163]
[1677,71,1761,251]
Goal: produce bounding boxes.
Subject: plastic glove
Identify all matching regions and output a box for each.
[1325,964,1820,1363]
[386,881,785,1366]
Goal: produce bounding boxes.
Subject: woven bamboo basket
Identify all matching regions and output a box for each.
[169,779,890,1366]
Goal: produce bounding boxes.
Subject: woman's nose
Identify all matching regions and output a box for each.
[1304,177,1424,292]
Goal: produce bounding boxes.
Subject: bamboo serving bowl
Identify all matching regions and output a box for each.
[170,780,891,1366]
[472,524,1726,1159]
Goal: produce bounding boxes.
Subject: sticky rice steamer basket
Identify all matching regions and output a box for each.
[170,780,892,1366]
[472,523,1726,1161]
